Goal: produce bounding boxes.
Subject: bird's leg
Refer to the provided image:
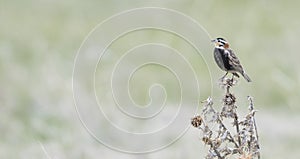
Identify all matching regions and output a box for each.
[232,72,240,78]
[231,74,234,82]
[220,72,228,81]
[231,72,240,82]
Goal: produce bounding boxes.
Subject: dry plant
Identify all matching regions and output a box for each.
[191,78,260,159]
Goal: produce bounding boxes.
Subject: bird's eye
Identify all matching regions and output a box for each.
[216,38,227,44]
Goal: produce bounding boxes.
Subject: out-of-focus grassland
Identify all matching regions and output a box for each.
[1,0,300,158]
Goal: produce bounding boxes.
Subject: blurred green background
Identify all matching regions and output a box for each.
[1,0,300,158]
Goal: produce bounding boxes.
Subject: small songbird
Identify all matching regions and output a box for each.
[211,37,252,82]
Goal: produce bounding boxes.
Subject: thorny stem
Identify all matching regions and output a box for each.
[248,97,259,143]
[248,96,261,159]
[220,121,239,148]
[225,78,242,148]
[209,142,223,159]
[209,105,239,148]
[193,78,261,159]
[225,78,234,94]
[221,122,239,148]
[225,79,242,148]
[201,121,223,158]
[226,85,230,94]
[234,113,242,146]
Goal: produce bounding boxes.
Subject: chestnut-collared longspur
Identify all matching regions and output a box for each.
[211,37,252,82]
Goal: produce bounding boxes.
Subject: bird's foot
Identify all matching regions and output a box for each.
[219,72,228,82]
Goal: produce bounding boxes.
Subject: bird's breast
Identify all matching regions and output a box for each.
[214,48,230,71]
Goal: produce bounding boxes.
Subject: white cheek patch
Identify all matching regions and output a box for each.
[215,45,225,49]
[219,39,227,44]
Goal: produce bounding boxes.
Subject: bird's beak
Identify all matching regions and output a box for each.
[211,39,219,46]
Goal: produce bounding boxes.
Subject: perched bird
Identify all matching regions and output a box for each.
[211,37,252,82]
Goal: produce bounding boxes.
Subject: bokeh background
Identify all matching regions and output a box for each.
[1,0,300,158]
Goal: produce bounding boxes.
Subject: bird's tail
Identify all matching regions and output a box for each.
[242,72,252,82]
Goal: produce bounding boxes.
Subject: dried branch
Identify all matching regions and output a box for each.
[247,96,261,159]
[191,77,261,159]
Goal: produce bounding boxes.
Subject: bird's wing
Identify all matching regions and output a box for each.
[227,49,240,65]
[227,49,244,72]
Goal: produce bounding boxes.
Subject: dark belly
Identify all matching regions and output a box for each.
[214,48,232,71]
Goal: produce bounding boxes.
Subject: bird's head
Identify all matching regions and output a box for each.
[211,37,229,49]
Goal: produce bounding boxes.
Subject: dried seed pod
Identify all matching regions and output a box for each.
[191,76,260,159]
[191,115,202,128]
[213,138,222,148]
[223,93,236,105]
[202,136,212,145]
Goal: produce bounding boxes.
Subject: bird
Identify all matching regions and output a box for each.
[211,37,252,82]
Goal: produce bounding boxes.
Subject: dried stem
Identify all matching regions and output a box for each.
[209,142,223,159]
[207,103,239,148]
[234,113,242,146]
[191,77,261,159]
[248,96,261,159]
[248,97,259,144]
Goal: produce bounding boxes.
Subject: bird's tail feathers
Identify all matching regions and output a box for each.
[242,72,252,82]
